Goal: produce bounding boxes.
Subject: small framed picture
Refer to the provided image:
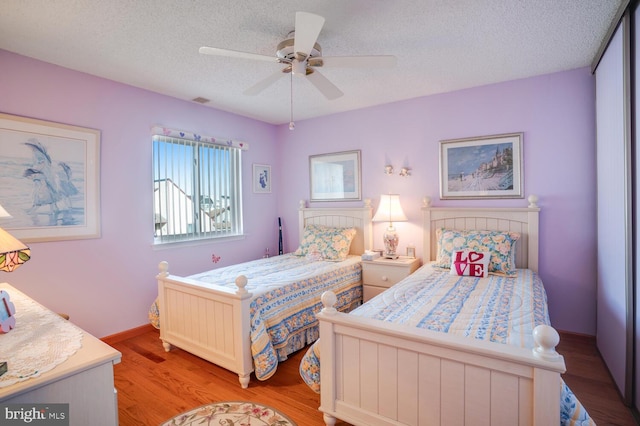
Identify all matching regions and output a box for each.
[406,246,416,259]
[253,164,271,193]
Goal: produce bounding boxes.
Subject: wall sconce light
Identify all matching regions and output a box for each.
[384,164,411,177]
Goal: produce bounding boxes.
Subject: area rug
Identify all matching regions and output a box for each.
[160,401,297,426]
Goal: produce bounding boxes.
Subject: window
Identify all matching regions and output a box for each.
[153,132,243,244]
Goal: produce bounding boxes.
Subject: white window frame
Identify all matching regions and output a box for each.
[152,131,244,245]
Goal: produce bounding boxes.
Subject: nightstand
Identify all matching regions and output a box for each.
[362,256,420,302]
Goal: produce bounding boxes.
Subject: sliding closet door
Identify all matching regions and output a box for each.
[635,4,640,412]
[595,14,632,402]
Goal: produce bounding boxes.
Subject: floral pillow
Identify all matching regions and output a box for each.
[435,228,520,277]
[294,224,357,261]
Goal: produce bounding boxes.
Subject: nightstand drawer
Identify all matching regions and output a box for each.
[363,285,386,301]
[361,257,421,302]
[363,263,409,288]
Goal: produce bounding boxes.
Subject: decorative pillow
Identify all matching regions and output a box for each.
[435,228,520,277]
[294,225,357,261]
[450,250,490,278]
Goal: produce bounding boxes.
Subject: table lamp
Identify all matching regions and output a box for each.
[372,194,407,259]
[0,204,30,272]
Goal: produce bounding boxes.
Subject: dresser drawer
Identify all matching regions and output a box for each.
[363,263,408,288]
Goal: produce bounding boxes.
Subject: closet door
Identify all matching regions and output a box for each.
[595,14,632,402]
[635,4,640,412]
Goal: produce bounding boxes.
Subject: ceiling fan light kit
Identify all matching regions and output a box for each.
[199,11,396,127]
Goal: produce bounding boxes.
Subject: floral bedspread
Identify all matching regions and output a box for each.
[299,264,595,426]
[150,254,362,380]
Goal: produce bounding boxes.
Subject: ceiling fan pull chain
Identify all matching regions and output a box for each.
[289,72,295,130]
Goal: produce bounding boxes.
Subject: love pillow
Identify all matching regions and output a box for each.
[450,250,490,278]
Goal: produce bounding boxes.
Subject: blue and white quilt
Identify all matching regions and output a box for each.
[300,263,594,426]
[150,254,362,380]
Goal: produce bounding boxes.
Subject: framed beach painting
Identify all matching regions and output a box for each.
[0,113,101,242]
[253,163,271,193]
[439,133,523,199]
[309,150,361,201]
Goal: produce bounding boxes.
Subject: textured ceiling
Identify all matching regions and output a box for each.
[0,0,623,125]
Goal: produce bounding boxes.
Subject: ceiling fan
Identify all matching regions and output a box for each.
[198,11,397,101]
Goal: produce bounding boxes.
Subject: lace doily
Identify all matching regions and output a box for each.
[0,288,83,387]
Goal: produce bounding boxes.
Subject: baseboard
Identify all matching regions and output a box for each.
[101,323,156,346]
[557,329,596,343]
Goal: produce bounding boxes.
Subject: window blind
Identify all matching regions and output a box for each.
[152,127,244,244]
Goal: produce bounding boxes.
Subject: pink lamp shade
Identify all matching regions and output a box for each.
[372,194,407,259]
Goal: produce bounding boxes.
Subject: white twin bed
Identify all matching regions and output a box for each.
[301,196,592,426]
[154,200,373,388]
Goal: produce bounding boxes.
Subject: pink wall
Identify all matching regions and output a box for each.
[0,49,597,336]
[0,50,279,337]
[276,68,597,335]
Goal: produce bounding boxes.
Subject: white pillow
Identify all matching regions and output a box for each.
[450,250,490,278]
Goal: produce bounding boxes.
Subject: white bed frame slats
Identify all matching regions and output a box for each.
[423,195,540,272]
[317,196,567,425]
[298,199,374,255]
[318,309,564,426]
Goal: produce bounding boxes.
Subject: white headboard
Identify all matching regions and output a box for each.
[422,195,541,272]
[298,200,373,255]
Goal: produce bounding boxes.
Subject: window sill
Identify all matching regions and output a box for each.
[152,234,246,250]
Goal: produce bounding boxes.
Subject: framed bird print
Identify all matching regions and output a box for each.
[0,113,101,242]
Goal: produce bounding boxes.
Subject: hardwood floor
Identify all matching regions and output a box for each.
[557,333,638,426]
[110,327,637,425]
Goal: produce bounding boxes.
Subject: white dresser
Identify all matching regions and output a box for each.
[0,283,121,426]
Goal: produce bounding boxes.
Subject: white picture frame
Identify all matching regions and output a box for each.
[309,150,361,202]
[253,164,271,193]
[439,133,523,199]
[0,113,101,242]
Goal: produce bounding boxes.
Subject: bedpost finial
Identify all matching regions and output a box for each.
[321,291,338,314]
[363,198,372,208]
[422,196,432,208]
[158,261,169,278]
[235,275,249,296]
[528,195,539,208]
[299,200,306,209]
[532,325,561,361]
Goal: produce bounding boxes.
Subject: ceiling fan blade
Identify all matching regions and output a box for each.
[243,70,286,96]
[306,70,343,100]
[199,46,279,63]
[294,12,325,58]
[310,55,397,69]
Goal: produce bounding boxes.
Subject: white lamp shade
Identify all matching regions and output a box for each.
[0,204,10,219]
[372,194,407,223]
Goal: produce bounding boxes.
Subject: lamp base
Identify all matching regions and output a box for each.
[383,225,400,260]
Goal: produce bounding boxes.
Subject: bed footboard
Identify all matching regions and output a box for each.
[157,261,254,388]
[317,291,566,426]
